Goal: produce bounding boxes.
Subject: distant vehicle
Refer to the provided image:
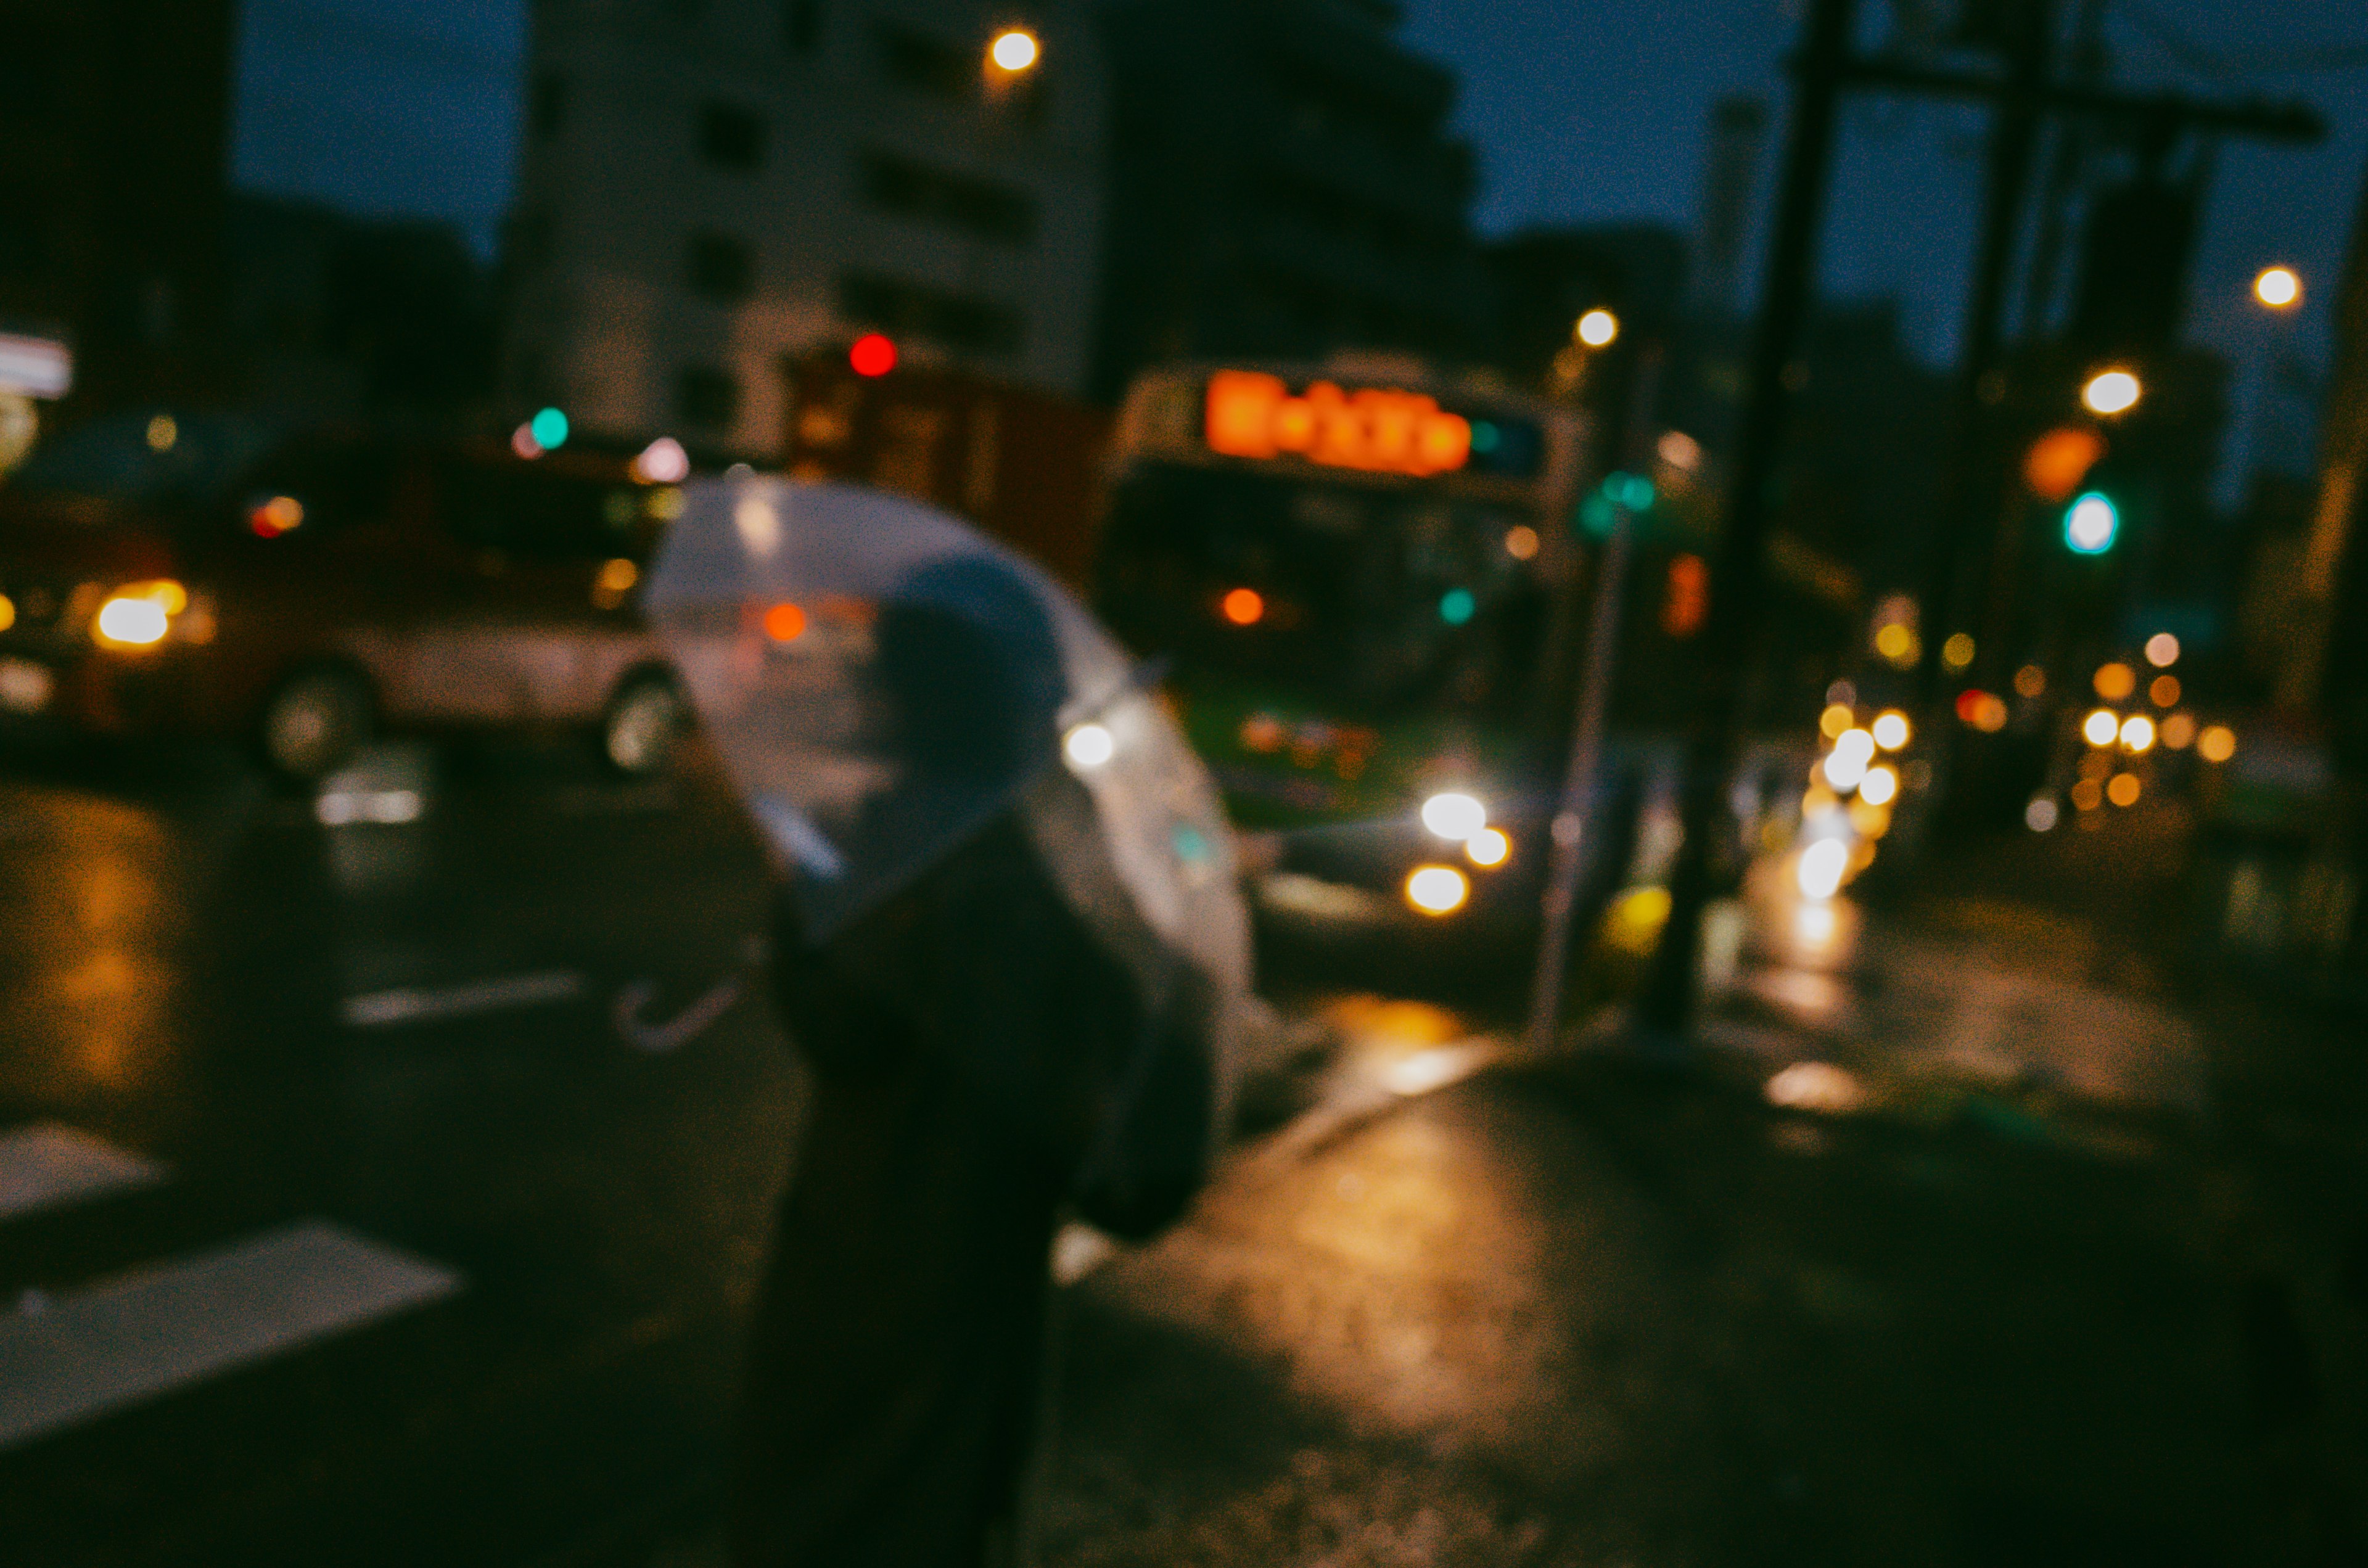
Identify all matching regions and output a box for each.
[1095,359,1587,946]
[780,345,1113,589]
[0,413,686,779]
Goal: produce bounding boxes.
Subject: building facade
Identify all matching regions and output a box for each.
[0,0,238,426]
[502,0,1109,459]
[1090,0,1483,402]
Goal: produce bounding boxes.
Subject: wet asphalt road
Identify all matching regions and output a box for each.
[2,734,2362,1566]
[1,734,796,1564]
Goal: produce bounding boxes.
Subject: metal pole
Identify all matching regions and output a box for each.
[1527,511,1633,1055]
[1917,0,2056,711]
[1630,0,1860,1040]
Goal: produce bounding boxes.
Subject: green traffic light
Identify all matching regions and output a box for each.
[2065,491,2118,554]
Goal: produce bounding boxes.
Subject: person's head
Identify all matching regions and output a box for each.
[870,557,1063,790]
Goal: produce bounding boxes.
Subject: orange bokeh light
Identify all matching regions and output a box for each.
[1220,588,1265,626]
[2023,427,2107,503]
[1204,370,1473,478]
[763,602,808,642]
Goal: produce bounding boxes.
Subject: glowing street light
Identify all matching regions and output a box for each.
[989,28,1040,72]
[2255,266,2303,310]
[1575,309,1620,348]
[2082,369,2142,417]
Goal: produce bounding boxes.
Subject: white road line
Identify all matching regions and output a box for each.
[0,1125,166,1224]
[0,1220,462,1452]
[340,970,585,1028]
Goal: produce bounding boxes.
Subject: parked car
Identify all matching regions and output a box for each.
[0,413,686,779]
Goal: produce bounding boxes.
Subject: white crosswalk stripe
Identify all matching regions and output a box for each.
[0,1123,166,1223]
[0,1125,464,1454]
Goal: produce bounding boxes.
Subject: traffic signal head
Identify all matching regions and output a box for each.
[2065,491,2119,555]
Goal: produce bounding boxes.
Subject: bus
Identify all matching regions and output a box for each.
[1093,359,1588,950]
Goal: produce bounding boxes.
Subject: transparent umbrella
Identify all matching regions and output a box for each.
[644,474,1251,1090]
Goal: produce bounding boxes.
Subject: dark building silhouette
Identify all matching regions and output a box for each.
[225,195,496,427]
[0,0,238,416]
[1091,0,1483,401]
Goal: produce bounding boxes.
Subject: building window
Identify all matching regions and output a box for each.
[686,232,756,303]
[838,273,1024,356]
[697,103,765,172]
[859,153,1037,246]
[532,73,567,141]
[783,0,824,53]
[874,21,973,100]
[678,366,742,429]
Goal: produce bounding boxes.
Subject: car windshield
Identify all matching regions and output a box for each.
[6,411,287,511]
[1095,462,1550,718]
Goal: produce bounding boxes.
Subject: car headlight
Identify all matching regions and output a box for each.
[92,580,188,649]
[1405,864,1470,916]
[1420,791,1487,842]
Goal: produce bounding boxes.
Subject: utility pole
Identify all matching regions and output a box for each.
[1630,0,2325,1044]
[1915,0,2055,713]
[1632,0,1860,1041]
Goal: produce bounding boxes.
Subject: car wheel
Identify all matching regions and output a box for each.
[603,675,681,776]
[261,669,370,781]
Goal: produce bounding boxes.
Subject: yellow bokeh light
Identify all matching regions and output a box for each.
[2093,662,2137,700]
[1859,765,1899,807]
[1849,797,1893,839]
[2119,713,2156,753]
[2255,266,2302,309]
[1874,622,1918,665]
[2161,713,2197,750]
[2198,725,2237,764]
[146,413,178,453]
[2083,708,2121,747]
[1942,633,1976,671]
[1465,827,1511,868]
[1503,525,1540,561]
[1576,309,1620,348]
[1870,710,1911,751]
[2082,369,2142,416]
[0,593,13,634]
[1819,703,1854,739]
[989,28,1039,72]
[2107,773,2142,808]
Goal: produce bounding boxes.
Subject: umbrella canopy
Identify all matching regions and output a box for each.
[644,474,1251,1038]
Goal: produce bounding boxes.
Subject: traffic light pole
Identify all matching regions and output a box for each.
[1631,0,1859,1041]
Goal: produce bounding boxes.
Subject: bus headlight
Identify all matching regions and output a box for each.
[1405,864,1470,916]
[1420,791,1487,842]
[92,580,187,649]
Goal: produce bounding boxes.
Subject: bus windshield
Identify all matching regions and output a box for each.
[1096,462,1552,720]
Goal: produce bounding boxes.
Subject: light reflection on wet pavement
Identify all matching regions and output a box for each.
[1,741,2361,1564]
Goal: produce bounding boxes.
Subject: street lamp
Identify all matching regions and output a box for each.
[2081,369,2142,417]
[1575,309,1620,348]
[989,27,1039,72]
[2254,266,2303,310]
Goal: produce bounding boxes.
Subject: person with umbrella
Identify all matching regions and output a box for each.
[644,481,1251,1567]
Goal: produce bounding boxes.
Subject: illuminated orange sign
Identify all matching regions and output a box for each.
[1205,371,1473,478]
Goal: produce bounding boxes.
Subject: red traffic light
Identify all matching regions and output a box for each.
[849,334,897,377]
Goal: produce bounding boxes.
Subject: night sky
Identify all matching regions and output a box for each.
[234,0,2368,483]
